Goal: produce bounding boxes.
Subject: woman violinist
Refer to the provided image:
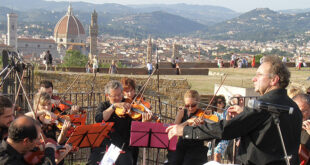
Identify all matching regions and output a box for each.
[25,92,72,164]
[165,90,209,165]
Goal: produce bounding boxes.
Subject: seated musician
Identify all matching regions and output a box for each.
[38,80,80,115]
[0,116,56,165]
[0,96,15,140]
[25,92,72,164]
[87,80,151,165]
[165,90,208,165]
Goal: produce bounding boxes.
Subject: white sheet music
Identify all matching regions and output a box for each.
[204,161,239,165]
[99,144,121,165]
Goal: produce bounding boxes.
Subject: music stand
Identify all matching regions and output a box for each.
[67,122,114,148]
[130,121,178,151]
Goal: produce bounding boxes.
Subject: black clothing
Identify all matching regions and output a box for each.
[0,127,8,141]
[183,88,302,165]
[44,52,53,64]
[88,101,138,165]
[0,140,55,165]
[166,109,208,165]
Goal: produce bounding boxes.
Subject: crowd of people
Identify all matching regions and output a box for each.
[1,55,310,165]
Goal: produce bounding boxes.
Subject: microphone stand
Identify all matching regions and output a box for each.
[270,110,291,165]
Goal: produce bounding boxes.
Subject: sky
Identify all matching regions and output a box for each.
[53,0,310,12]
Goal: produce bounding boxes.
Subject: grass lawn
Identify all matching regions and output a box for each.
[162,67,310,94]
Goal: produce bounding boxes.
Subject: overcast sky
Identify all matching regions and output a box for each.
[53,0,310,12]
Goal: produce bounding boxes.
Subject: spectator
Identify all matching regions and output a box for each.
[176,63,181,75]
[251,56,256,68]
[230,54,236,68]
[298,55,304,70]
[108,60,118,74]
[146,62,153,75]
[282,56,287,64]
[208,95,229,163]
[44,50,53,71]
[86,61,92,73]
[92,55,98,74]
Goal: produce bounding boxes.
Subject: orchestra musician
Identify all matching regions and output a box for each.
[165,90,208,165]
[293,94,310,165]
[25,92,72,164]
[87,80,152,165]
[38,80,80,115]
[0,116,57,165]
[0,96,15,141]
[167,56,302,165]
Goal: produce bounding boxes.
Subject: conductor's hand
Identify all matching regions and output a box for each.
[166,122,187,140]
[227,105,243,118]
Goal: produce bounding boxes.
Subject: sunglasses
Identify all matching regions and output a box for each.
[217,101,224,104]
[185,104,197,108]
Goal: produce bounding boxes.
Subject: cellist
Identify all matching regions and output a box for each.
[87,80,152,165]
[165,90,210,165]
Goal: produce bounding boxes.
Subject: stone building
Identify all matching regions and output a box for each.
[6,13,18,51]
[89,10,98,61]
[146,36,152,63]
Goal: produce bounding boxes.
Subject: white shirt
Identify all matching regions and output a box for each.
[147,63,152,70]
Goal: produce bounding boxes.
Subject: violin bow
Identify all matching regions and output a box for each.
[15,72,47,144]
[200,74,228,120]
[61,74,80,100]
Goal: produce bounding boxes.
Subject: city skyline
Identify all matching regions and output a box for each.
[51,0,310,12]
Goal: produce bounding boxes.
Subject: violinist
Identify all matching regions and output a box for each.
[293,94,310,165]
[165,90,208,165]
[38,80,80,115]
[25,92,72,164]
[88,80,151,165]
[0,96,15,141]
[0,116,57,165]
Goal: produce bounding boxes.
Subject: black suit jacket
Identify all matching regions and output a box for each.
[183,88,302,165]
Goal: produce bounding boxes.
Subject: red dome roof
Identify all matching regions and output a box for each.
[54,5,85,37]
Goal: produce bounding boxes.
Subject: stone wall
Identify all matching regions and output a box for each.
[34,71,191,104]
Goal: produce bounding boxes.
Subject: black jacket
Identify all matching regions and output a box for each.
[0,140,55,165]
[183,88,302,165]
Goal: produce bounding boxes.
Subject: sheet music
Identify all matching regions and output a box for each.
[203,161,239,165]
[99,144,121,165]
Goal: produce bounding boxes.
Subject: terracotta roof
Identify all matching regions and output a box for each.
[54,12,85,36]
[18,38,55,43]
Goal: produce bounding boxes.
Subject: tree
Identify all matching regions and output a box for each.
[61,50,88,67]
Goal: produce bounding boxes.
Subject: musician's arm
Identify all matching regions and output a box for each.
[183,108,269,140]
[95,102,113,123]
[174,108,184,124]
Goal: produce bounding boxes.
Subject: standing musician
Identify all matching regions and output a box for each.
[38,80,80,115]
[0,96,15,141]
[0,116,57,165]
[167,56,302,165]
[165,90,209,165]
[87,80,152,165]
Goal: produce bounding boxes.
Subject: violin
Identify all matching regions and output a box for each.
[115,98,160,121]
[52,96,84,116]
[187,109,219,126]
[24,136,76,165]
[299,144,310,165]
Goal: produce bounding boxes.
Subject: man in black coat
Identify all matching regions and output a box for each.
[167,56,302,165]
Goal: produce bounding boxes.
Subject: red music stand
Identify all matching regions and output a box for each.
[130,121,178,151]
[66,122,114,148]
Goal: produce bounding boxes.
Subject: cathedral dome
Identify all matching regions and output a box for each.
[54,4,85,39]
